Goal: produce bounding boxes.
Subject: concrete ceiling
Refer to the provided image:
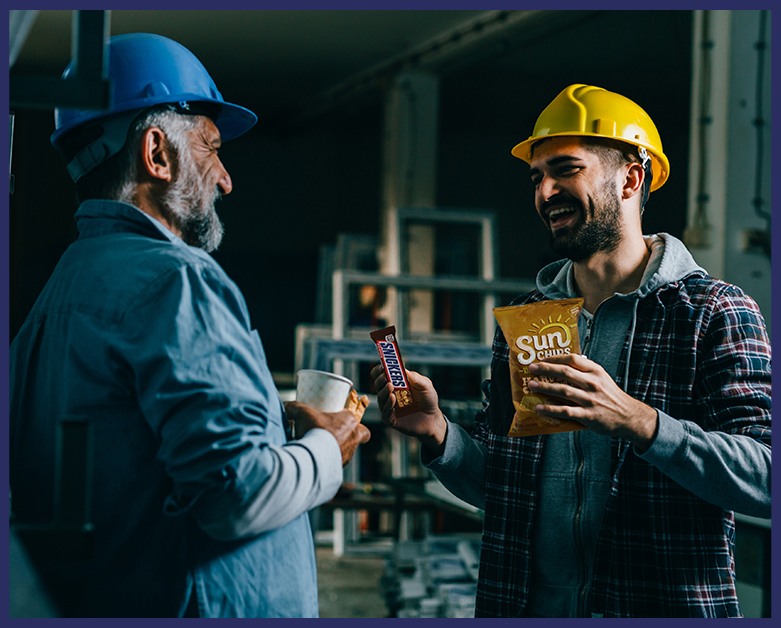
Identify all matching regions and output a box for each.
[9,9,604,125]
[11,10,491,78]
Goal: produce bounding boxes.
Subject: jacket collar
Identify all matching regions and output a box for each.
[74,199,181,245]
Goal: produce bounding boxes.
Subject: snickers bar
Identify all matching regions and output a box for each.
[370,325,421,417]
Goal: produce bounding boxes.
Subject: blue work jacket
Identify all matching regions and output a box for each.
[10,200,319,617]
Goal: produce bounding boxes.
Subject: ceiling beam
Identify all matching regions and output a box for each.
[10,10,111,112]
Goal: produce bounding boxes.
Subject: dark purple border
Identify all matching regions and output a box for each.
[771,2,779,622]
[4,5,776,627]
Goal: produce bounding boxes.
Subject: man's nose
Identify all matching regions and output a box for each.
[536,174,559,208]
[217,162,232,195]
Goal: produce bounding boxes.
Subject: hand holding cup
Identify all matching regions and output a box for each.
[287,369,370,466]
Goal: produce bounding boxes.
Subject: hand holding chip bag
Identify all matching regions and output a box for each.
[493,298,587,437]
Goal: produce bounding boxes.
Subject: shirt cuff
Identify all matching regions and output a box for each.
[636,409,686,466]
[420,417,464,472]
[294,427,343,499]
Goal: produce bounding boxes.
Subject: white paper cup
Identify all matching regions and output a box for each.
[295,369,353,412]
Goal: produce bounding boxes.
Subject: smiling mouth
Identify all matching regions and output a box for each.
[547,206,578,230]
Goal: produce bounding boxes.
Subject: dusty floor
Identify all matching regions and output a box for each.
[315,546,388,618]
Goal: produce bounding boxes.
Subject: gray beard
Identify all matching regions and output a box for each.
[160,159,224,253]
[179,202,224,253]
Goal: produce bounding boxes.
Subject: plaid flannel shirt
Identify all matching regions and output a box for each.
[472,271,771,617]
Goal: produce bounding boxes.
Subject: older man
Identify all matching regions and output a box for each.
[10,33,369,618]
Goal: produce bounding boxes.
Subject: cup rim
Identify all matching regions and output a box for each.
[295,369,354,387]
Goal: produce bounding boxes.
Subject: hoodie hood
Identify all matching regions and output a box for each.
[535,233,706,301]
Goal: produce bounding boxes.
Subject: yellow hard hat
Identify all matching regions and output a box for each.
[512,84,669,192]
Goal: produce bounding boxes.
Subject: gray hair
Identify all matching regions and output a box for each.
[114,108,199,204]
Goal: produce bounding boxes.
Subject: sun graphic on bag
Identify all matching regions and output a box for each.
[516,310,580,365]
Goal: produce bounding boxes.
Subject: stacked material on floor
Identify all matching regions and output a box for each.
[381,534,481,618]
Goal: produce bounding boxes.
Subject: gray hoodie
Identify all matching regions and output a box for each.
[424,233,771,617]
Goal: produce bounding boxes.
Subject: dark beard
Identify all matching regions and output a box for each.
[549,180,622,263]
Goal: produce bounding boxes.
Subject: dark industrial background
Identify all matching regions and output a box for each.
[9,10,693,373]
[7,9,772,618]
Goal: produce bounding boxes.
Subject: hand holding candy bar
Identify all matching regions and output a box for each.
[369,326,449,456]
[369,363,448,458]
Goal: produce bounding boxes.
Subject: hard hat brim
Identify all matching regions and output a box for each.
[211,101,258,142]
[51,97,257,150]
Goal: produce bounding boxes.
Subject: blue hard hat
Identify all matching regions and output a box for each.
[51,33,257,178]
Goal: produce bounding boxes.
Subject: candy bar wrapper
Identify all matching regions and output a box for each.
[370,325,421,417]
[493,298,587,437]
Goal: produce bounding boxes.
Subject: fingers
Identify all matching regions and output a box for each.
[531,352,593,373]
[528,377,584,402]
[527,356,591,418]
[534,400,584,421]
[376,385,396,423]
[370,363,387,388]
[370,363,396,421]
[284,401,319,438]
[371,362,426,391]
[282,400,304,414]
[529,355,599,391]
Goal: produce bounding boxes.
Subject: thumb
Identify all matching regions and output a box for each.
[405,368,430,391]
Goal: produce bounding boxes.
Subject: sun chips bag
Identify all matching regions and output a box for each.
[493,298,586,437]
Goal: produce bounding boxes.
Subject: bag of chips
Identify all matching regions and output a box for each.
[493,298,586,437]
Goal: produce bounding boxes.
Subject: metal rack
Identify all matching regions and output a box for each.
[393,207,502,347]
[303,207,535,553]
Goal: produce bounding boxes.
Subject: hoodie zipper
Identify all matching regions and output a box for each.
[575,309,596,616]
[582,317,594,355]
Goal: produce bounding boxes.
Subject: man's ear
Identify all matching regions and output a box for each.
[621,162,645,202]
[140,127,173,183]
